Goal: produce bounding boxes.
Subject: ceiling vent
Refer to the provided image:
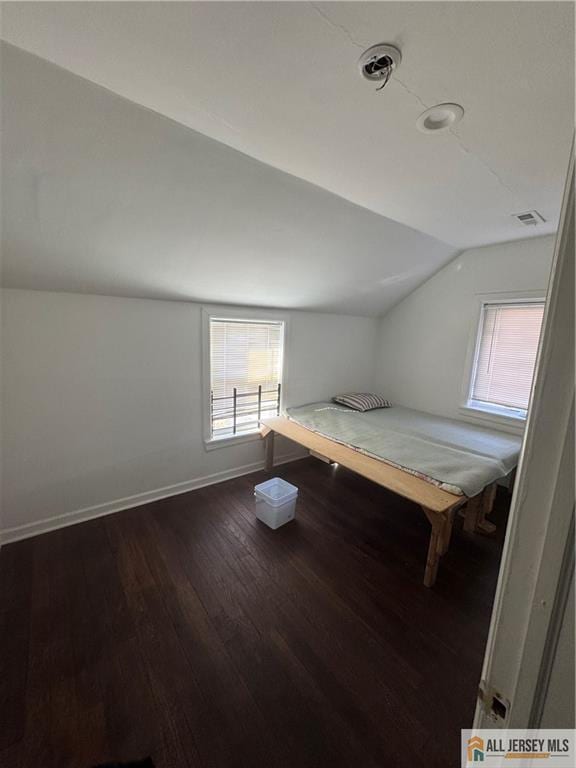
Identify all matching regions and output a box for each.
[512,210,546,226]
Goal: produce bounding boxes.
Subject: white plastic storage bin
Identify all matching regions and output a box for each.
[254,477,298,530]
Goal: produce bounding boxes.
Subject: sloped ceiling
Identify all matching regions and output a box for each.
[2,1,573,247]
[0,43,457,316]
[1,2,573,316]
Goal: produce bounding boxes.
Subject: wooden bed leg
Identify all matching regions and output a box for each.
[483,482,497,515]
[477,482,497,535]
[424,525,441,587]
[421,507,450,588]
[264,430,275,472]
[439,509,455,555]
[463,493,482,534]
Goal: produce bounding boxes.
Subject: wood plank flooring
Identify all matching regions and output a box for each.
[0,458,509,768]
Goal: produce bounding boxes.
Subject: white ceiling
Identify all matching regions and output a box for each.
[1,1,573,248]
[1,43,457,316]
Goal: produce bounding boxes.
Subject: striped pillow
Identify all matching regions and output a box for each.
[332,393,391,412]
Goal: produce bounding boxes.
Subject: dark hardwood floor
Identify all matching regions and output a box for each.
[0,457,509,768]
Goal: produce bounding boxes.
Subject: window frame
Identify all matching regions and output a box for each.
[460,290,546,432]
[201,306,289,449]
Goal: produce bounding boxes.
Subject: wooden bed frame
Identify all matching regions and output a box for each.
[260,416,499,587]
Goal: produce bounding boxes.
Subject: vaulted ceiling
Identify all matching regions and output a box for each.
[1,2,573,315]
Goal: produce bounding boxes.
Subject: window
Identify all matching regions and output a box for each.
[466,300,545,420]
[209,318,284,441]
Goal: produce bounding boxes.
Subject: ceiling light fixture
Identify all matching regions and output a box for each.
[358,43,402,92]
[416,103,464,133]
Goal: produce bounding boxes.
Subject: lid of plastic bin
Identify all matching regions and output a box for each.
[254,477,298,503]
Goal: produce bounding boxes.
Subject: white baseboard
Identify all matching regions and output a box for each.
[0,452,304,545]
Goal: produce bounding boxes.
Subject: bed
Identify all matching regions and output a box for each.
[260,402,522,587]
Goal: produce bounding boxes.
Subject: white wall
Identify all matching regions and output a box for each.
[541,575,575,728]
[374,236,555,426]
[1,289,378,539]
[1,236,555,539]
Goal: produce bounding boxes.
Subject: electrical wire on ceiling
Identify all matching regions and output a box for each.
[358,44,401,93]
[374,61,393,91]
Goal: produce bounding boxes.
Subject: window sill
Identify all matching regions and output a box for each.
[204,432,263,451]
[459,402,526,434]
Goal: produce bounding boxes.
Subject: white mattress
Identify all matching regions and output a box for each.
[286,402,522,497]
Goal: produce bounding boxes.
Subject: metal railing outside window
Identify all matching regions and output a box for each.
[211,383,281,439]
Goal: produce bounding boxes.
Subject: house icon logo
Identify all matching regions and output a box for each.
[467,736,485,762]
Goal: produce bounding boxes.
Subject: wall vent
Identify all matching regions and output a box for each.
[512,210,546,226]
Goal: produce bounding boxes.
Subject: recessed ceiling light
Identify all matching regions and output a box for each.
[416,103,464,133]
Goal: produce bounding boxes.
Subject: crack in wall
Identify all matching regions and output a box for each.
[308,2,520,204]
[447,129,520,199]
[392,76,430,112]
[309,2,367,50]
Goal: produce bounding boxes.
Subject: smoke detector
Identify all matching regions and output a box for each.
[358,44,402,91]
[512,210,546,226]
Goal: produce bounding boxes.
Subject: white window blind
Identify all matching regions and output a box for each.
[210,319,284,439]
[469,302,545,415]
